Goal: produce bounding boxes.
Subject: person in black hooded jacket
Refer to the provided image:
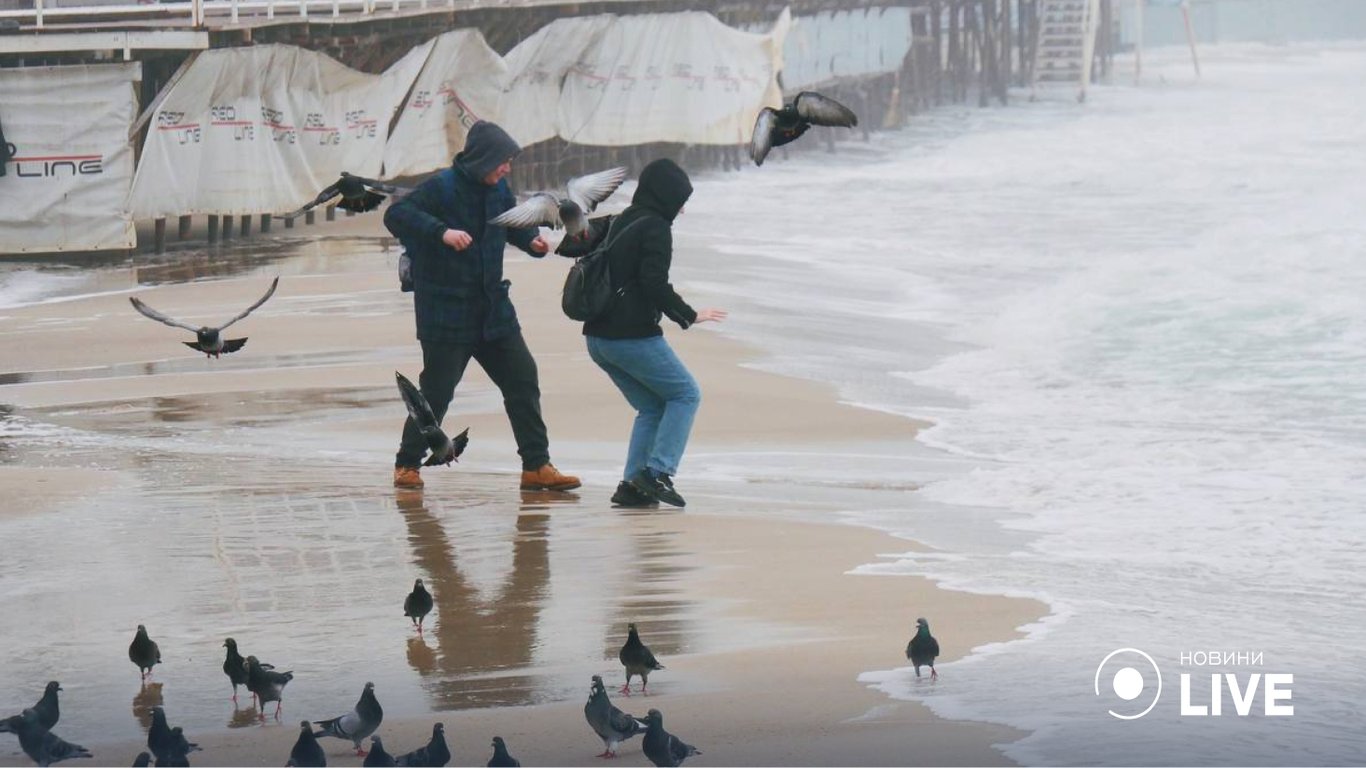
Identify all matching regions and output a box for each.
[582,158,727,507]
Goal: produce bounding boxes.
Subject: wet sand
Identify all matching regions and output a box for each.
[0,217,1044,766]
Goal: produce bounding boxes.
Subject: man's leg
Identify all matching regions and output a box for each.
[476,332,579,489]
[396,340,475,469]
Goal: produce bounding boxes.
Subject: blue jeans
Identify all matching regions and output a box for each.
[586,335,701,479]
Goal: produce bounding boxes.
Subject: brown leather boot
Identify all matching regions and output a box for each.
[394,466,424,489]
[519,463,581,491]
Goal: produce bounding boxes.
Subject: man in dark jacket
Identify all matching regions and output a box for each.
[384,121,580,491]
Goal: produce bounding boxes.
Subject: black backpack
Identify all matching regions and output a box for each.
[561,217,645,322]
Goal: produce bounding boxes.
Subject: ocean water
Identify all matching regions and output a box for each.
[678,43,1366,765]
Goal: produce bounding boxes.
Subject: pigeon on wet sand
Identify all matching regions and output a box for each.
[362,736,397,767]
[128,625,161,680]
[132,753,152,767]
[907,616,940,680]
[396,372,469,467]
[147,708,198,765]
[641,709,700,768]
[486,736,519,767]
[404,578,434,632]
[314,682,384,756]
[2,709,93,767]
[245,655,294,719]
[489,167,627,241]
[394,722,449,767]
[129,277,279,358]
[584,674,646,758]
[290,720,327,767]
[31,681,61,730]
[749,91,859,166]
[159,727,199,767]
[618,623,665,696]
[222,639,250,704]
[282,173,411,220]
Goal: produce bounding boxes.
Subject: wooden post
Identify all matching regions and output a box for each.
[260,214,272,233]
[178,215,192,240]
[305,211,316,225]
[222,215,234,240]
[154,218,167,254]
[239,215,251,237]
[207,215,220,243]
[325,205,336,222]
[285,215,295,229]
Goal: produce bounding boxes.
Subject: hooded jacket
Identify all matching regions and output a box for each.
[383,121,540,344]
[581,158,698,339]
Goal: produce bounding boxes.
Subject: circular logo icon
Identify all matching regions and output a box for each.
[1095,648,1162,719]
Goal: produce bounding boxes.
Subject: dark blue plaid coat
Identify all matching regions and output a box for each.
[383,165,540,344]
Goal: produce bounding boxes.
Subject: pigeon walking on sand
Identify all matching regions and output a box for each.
[486,736,519,767]
[289,720,327,768]
[1,709,93,767]
[128,625,161,680]
[618,623,664,696]
[362,736,397,767]
[394,723,449,767]
[641,709,700,768]
[245,655,294,719]
[395,372,469,467]
[906,617,940,680]
[129,277,279,358]
[29,681,61,730]
[584,674,646,757]
[749,91,859,166]
[404,579,434,632]
[131,753,152,767]
[147,708,198,766]
[282,173,411,220]
[489,167,627,241]
[221,639,251,704]
[158,727,199,767]
[314,682,383,757]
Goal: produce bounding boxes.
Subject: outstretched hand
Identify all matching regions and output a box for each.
[443,229,472,251]
[529,235,550,254]
[694,308,728,324]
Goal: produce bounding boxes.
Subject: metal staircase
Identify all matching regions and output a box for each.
[1032,0,1102,102]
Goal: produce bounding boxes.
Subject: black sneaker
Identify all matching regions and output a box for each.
[629,470,686,508]
[611,481,658,508]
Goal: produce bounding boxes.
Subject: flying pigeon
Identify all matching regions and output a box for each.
[282,173,410,220]
[128,625,161,680]
[290,720,327,768]
[641,709,700,768]
[749,91,859,166]
[2,709,93,767]
[489,167,627,240]
[395,372,469,467]
[314,682,384,757]
[246,655,294,719]
[147,707,197,766]
[906,616,940,680]
[486,736,519,767]
[404,578,434,632]
[132,753,152,767]
[30,681,61,730]
[619,623,665,695]
[362,736,397,768]
[129,277,279,358]
[584,674,646,757]
[394,723,449,767]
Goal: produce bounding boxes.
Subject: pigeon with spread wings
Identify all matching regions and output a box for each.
[396,371,469,467]
[129,277,279,358]
[489,167,627,240]
[282,172,410,220]
[750,91,859,166]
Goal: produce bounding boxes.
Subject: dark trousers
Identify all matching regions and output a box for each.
[396,331,550,471]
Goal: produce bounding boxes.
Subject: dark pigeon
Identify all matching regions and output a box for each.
[31,681,61,730]
[584,674,645,758]
[246,655,294,719]
[619,623,665,695]
[489,167,627,241]
[128,625,161,680]
[404,578,434,632]
[314,682,384,757]
[641,709,700,768]
[394,723,450,767]
[2,709,93,767]
[289,720,327,768]
[906,616,940,680]
[395,372,469,467]
[158,727,199,768]
[487,736,519,767]
[129,277,279,358]
[282,172,411,220]
[362,736,397,767]
[131,753,152,767]
[749,90,859,166]
[222,638,249,703]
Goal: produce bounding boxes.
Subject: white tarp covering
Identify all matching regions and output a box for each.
[381,29,508,179]
[499,14,616,147]
[779,8,912,90]
[129,43,430,218]
[557,10,790,146]
[0,63,139,253]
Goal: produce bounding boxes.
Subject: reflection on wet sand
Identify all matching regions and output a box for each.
[604,511,696,671]
[131,682,163,732]
[227,705,263,730]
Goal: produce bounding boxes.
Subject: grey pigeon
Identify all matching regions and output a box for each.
[31,681,61,730]
[487,736,519,767]
[749,90,859,166]
[289,720,327,768]
[131,753,152,767]
[129,277,279,358]
[584,674,646,757]
[404,578,434,631]
[395,372,470,467]
[314,682,384,757]
[245,655,294,719]
[282,173,410,220]
[146,707,198,765]
[362,736,397,767]
[158,727,199,768]
[641,709,700,768]
[906,616,940,680]
[394,723,449,767]
[128,625,161,679]
[489,167,627,240]
[222,639,249,703]
[618,623,664,695]
[2,709,93,767]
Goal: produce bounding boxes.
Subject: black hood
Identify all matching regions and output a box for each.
[454,121,521,182]
[631,158,692,222]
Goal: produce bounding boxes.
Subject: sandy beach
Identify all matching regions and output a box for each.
[0,212,1045,766]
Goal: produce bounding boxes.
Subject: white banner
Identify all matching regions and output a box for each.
[780,7,912,90]
[500,15,616,147]
[382,29,508,179]
[0,63,139,253]
[129,43,430,218]
[557,9,790,146]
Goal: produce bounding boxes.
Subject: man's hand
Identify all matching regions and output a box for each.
[442,229,472,251]
[529,235,550,254]
[694,307,728,324]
